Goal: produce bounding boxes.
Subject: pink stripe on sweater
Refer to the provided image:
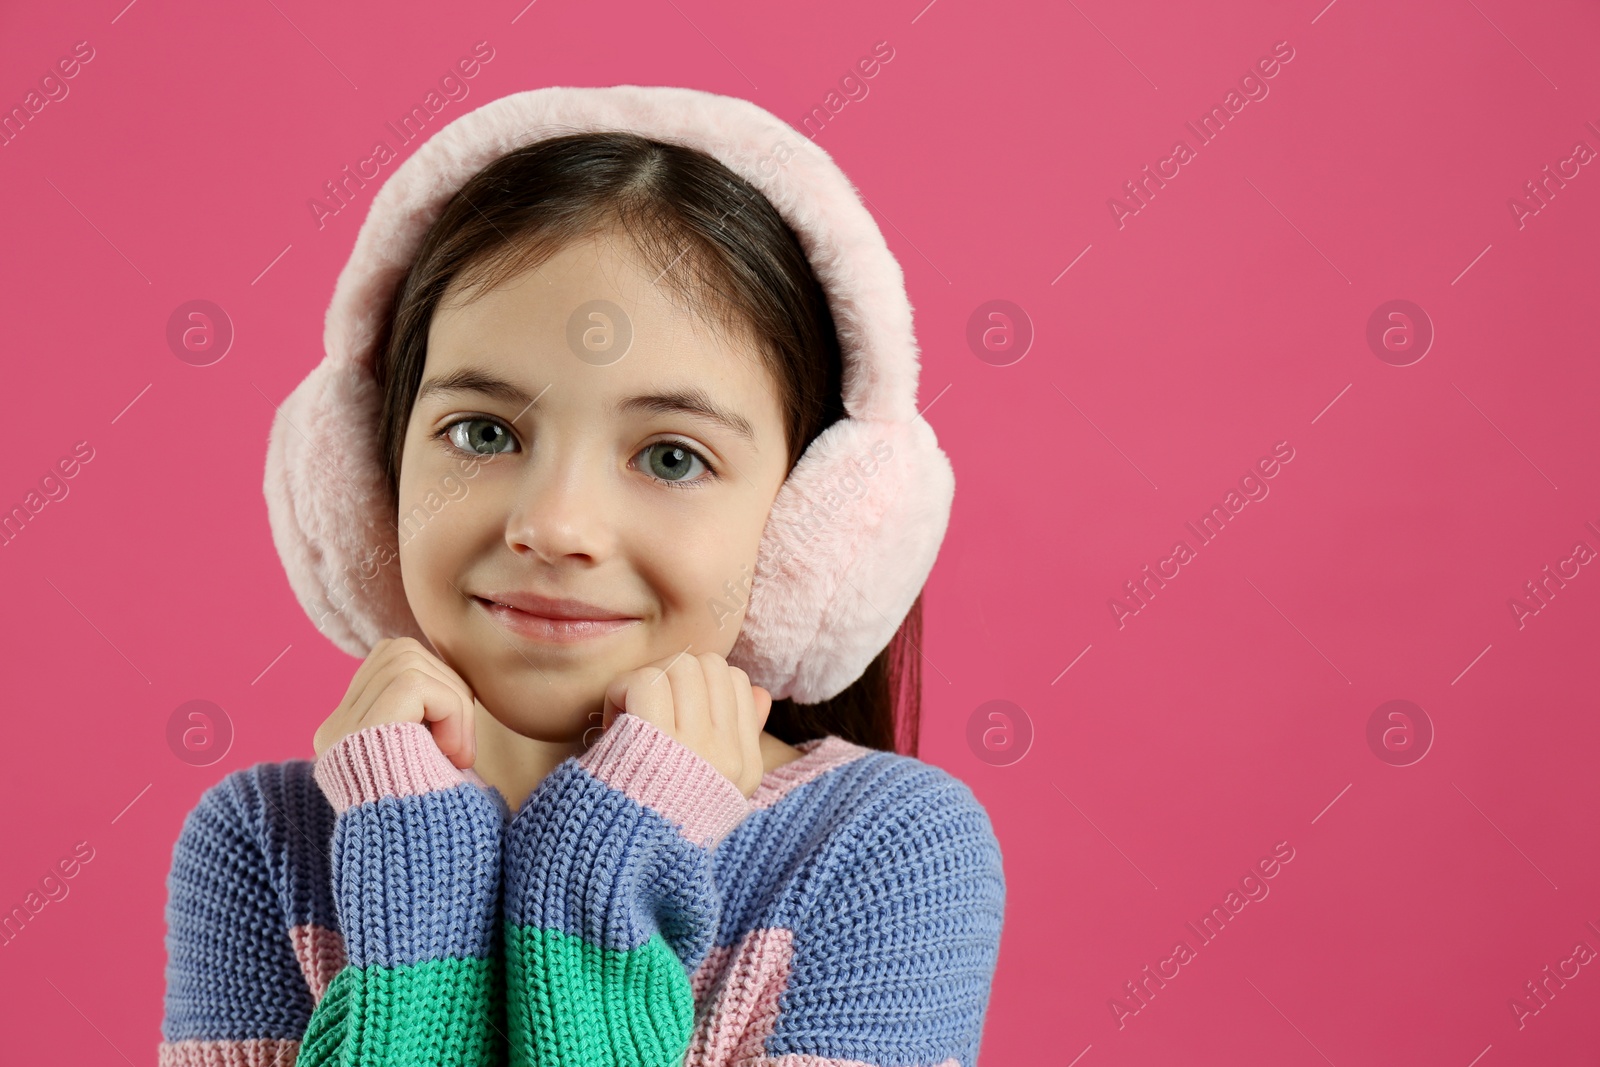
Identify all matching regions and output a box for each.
[750,1057,959,1066]
[311,721,469,813]
[288,922,346,1003]
[749,735,871,811]
[157,1038,300,1066]
[688,926,794,1064]
[684,926,962,1067]
[576,712,751,849]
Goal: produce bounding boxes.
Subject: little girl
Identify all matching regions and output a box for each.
[160,85,1004,1067]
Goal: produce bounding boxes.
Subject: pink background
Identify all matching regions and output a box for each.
[2,0,1598,1063]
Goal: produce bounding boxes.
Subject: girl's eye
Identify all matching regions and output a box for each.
[442,417,518,455]
[637,440,713,487]
[435,420,712,486]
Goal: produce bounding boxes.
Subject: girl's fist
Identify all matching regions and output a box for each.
[601,651,772,798]
[313,637,479,769]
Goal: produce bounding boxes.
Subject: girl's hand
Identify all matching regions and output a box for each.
[313,636,479,770]
[600,651,773,798]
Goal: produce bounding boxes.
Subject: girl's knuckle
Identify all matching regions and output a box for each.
[394,666,430,691]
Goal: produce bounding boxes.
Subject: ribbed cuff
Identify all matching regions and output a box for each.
[576,712,751,849]
[312,721,469,813]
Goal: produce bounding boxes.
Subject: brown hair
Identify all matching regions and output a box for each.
[371,131,922,757]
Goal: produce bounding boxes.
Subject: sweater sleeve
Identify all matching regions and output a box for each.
[499,714,1006,1067]
[500,711,752,1067]
[295,721,511,1067]
[159,763,326,1066]
[772,768,1007,1067]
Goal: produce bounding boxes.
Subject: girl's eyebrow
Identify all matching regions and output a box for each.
[418,368,757,447]
[615,387,756,446]
[419,368,539,407]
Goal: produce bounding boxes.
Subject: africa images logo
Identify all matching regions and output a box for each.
[1108,441,1296,629]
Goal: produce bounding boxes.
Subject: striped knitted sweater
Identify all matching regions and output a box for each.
[158,711,1006,1066]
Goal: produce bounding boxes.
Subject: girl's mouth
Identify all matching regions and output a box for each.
[472,596,640,644]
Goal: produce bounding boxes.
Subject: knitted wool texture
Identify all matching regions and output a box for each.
[159,713,1005,1066]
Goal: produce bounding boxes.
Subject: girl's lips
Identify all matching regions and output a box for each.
[474,597,640,644]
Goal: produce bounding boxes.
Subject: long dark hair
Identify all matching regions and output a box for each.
[371,132,922,757]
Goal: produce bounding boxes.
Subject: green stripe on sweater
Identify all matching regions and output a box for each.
[505,924,696,1067]
[296,954,504,1067]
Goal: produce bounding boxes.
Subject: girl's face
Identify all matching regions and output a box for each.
[396,227,791,742]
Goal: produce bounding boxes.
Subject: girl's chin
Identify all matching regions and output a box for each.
[476,700,599,745]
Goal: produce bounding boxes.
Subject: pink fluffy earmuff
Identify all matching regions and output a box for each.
[263,84,954,704]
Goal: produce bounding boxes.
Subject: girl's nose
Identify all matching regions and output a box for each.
[501,443,619,565]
